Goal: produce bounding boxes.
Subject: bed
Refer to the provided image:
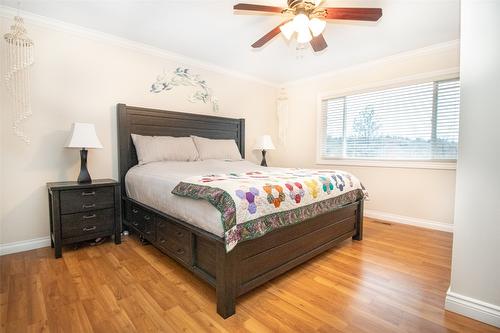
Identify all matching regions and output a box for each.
[117,104,365,318]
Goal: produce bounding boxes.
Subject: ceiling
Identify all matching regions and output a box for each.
[2,0,460,84]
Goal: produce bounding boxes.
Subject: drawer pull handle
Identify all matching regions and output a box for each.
[144,215,151,221]
[132,209,138,214]
[176,249,185,255]
[82,204,96,209]
[82,191,96,196]
[83,214,96,220]
[83,226,97,231]
[133,222,139,226]
[160,239,166,244]
[175,231,184,238]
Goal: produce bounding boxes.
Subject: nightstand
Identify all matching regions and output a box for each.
[47,179,121,258]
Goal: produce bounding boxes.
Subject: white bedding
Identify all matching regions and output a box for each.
[125,160,273,237]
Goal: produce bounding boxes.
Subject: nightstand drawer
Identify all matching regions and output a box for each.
[61,208,114,239]
[60,186,114,214]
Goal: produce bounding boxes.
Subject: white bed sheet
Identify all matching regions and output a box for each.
[125,159,272,237]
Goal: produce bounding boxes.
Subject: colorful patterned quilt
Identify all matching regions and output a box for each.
[172,169,367,252]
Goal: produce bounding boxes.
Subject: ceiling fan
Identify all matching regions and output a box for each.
[233,1,383,52]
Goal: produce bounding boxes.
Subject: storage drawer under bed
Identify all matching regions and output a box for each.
[156,218,192,264]
[128,204,156,241]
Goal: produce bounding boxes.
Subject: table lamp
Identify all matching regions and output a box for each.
[65,123,103,183]
[254,135,275,167]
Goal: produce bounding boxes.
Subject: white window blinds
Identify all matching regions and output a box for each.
[320,79,460,161]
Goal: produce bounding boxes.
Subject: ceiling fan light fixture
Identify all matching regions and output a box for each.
[292,13,309,32]
[296,28,312,43]
[233,2,383,53]
[309,17,326,37]
[279,21,295,40]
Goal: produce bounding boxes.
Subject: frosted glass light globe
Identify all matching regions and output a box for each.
[279,21,295,40]
[309,18,326,37]
[297,28,312,43]
[293,13,310,32]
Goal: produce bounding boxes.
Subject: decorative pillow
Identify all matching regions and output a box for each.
[191,136,242,161]
[131,134,199,164]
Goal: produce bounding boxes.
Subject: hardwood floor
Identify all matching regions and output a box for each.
[1,218,498,333]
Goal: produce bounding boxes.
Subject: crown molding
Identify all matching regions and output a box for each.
[0,5,279,87]
[285,39,460,86]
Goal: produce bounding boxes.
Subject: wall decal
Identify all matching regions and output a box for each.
[151,67,219,112]
[3,16,34,143]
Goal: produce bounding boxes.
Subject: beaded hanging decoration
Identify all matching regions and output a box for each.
[277,88,289,145]
[3,16,34,143]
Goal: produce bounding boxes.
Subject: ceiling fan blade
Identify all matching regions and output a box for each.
[323,8,382,21]
[234,3,283,14]
[252,20,291,48]
[310,34,328,52]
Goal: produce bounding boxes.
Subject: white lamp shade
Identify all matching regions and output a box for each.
[65,123,103,149]
[254,135,275,150]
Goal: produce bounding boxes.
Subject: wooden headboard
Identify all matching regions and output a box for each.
[117,104,245,196]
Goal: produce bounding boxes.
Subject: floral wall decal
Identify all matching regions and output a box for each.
[151,67,219,112]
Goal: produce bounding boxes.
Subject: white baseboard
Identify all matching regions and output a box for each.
[0,236,51,256]
[445,289,500,328]
[364,209,453,233]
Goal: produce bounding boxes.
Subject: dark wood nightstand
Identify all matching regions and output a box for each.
[47,179,121,258]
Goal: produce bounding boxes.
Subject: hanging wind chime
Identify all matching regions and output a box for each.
[3,16,34,143]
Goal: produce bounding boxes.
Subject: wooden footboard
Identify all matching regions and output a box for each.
[236,202,359,296]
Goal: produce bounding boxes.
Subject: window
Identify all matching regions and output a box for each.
[319,79,460,167]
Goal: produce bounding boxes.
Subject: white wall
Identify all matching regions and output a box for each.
[274,41,460,228]
[0,15,277,245]
[445,1,500,327]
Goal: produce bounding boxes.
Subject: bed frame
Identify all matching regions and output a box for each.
[117,104,364,318]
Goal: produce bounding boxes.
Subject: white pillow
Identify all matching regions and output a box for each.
[131,134,199,164]
[191,136,242,161]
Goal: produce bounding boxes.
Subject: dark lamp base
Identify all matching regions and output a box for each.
[77,149,92,183]
[260,150,268,167]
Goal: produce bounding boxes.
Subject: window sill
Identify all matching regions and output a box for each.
[316,158,457,170]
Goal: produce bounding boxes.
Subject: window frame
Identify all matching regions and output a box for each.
[315,68,460,170]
